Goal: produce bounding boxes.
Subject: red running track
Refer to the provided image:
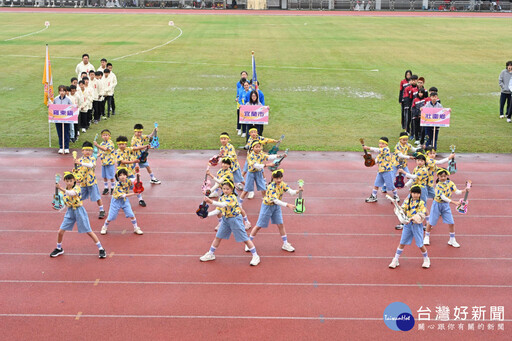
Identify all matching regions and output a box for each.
[0,148,511,340]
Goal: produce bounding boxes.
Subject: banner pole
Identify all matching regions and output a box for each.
[49,121,51,148]
[62,123,64,150]
[433,127,437,149]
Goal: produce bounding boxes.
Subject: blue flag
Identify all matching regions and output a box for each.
[252,52,258,90]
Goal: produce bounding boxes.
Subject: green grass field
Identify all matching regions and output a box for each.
[0,12,511,153]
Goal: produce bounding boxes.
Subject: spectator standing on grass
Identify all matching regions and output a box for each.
[423,92,442,149]
[399,70,412,130]
[97,58,108,73]
[498,61,512,122]
[236,71,249,136]
[107,63,117,116]
[250,80,265,135]
[237,81,252,138]
[75,54,95,79]
[50,85,72,154]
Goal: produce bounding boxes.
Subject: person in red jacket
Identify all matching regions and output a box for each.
[399,70,412,130]
[402,75,418,135]
[411,89,428,144]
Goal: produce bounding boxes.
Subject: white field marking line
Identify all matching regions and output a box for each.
[0,194,508,201]
[112,25,183,61]
[0,54,378,72]
[0,313,382,321]
[0,210,510,218]
[1,229,511,238]
[1,252,511,261]
[1,280,512,290]
[0,313,509,322]
[3,26,49,41]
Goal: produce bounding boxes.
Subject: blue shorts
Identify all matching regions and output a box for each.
[59,206,92,233]
[81,184,101,202]
[426,185,435,199]
[138,161,149,169]
[244,171,266,192]
[243,160,248,173]
[107,197,135,221]
[256,203,284,228]
[101,165,115,180]
[373,171,395,190]
[399,222,424,248]
[233,168,244,184]
[216,215,249,242]
[429,201,454,226]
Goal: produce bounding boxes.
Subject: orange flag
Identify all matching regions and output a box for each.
[42,44,54,105]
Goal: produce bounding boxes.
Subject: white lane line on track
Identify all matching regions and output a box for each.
[112,25,183,61]
[3,26,49,41]
[0,280,511,289]
[1,252,511,261]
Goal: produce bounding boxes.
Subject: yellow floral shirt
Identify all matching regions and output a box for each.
[401,198,426,218]
[247,151,269,173]
[434,181,458,203]
[393,142,412,168]
[263,181,290,206]
[64,185,83,209]
[411,165,428,188]
[220,143,240,171]
[376,146,393,173]
[77,155,97,188]
[131,134,150,159]
[218,194,241,218]
[112,179,133,199]
[217,168,234,184]
[425,156,437,187]
[99,139,115,166]
[245,135,271,149]
[115,147,136,176]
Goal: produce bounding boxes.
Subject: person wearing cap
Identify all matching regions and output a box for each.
[423,168,470,248]
[50,172,106,259]
[388,185,429,269]
[100,167,143,236]
[363,137,399,203]
[75,141,106,219]
[402,75,419,135]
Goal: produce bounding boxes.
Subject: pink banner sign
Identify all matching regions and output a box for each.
[48,104,79,124]
[239,105,269,125]
[420,107,451,127]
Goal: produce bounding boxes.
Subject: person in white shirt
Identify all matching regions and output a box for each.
[69,85,84,141]
[75,53,95,79]
[78,80,90,133]
[103,69,115,117]
[97,58,107,73]
[82,77,95,130]
[96,71,107,120]
[106,63,117,115]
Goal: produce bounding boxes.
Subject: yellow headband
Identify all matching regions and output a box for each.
[379,139,388,145]
[82,146,93,150]
[399,135,408,140]
[272,169,284,176]
[220,134,230,140]
[102,132,111,136]
[249,128,258,133]
[223,179,235,188]
[117,166,128,174]
[117,141,128,144]
[134,129,143,132]
[437,168,450,176]
[222,156,232,162]
[251,140,262,148]
[410,185,421,191]
[63,171,73,177]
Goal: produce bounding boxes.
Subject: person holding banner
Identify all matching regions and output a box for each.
[423,92,442,149]
[51,85,73,154]
[236,71,249,136]
[237,81,252,138]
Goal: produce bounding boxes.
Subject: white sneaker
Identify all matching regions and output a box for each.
[500,115,505,119]
[237,129,242,136]
[58,149,64,154]
[415,140,420,145]
[508,119,511,123]
[64,149,70,154]
[247,191,255,199]
[422,257,431,269]
[241,133,246,138]
[244,220,251,230]
[200,252,215,262]
[448,239,460,248]
[423,236,430,245]
[133,227,144,235]
[282,242,295,252]
[82,128,86,133]
[250,254,260,266]
[100,226,108,235]
[389,258,399,269]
